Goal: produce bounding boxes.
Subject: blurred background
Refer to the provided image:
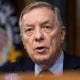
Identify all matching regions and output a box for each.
[0,0,80,66]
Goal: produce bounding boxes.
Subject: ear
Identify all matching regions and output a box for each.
[60,26,66,44]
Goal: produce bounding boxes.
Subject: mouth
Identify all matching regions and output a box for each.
[35,46,47,53]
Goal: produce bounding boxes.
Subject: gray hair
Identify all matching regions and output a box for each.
[19,1,63,32]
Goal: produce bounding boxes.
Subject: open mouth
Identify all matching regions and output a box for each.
[35,47,46,53]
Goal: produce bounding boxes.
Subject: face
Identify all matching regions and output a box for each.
[21,7,65,68]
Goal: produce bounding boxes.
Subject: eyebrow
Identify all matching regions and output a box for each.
[24,24,34,27]
[40,20,51,26]
[41,20,55,26]
[24,19,54,27]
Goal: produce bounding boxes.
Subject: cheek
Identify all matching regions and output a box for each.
[48,33,61,51]
[22,36,33,53]
[45,35,54,54]
[52,34,62,51]
[22,37,35,59]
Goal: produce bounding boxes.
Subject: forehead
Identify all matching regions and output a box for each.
[22,7,55,21]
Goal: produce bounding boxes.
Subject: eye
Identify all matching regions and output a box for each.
[25,27,34,32]
[44,25,51,29]
[24,27,34,36]
[42,25,52,31]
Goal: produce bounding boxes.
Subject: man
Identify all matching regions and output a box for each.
[0,1,80,75]
[18,1,80,75]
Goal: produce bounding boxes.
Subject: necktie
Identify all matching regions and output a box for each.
[38,70,53,76]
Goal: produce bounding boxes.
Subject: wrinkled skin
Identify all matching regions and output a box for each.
[21,7,66,69]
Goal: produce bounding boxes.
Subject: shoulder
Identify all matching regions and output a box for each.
[0,57,34,73]
[15,57,34,72]
[0,62,16,72]
[63,51,80,70]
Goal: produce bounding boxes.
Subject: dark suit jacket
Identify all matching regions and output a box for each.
[0,52,80,73]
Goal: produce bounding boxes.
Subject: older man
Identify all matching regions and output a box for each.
[18,1,80,75]
[0,1,80,75]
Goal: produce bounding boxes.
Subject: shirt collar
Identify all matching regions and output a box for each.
[35,50,64,76]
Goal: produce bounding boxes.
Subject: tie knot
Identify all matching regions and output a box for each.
[38,69,53,76]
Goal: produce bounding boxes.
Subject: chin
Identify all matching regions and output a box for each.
[35,57,49,65]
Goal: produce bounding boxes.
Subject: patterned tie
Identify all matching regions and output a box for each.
[38,69,53,76]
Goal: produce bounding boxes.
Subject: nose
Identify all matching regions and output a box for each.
[34,28,44,42]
